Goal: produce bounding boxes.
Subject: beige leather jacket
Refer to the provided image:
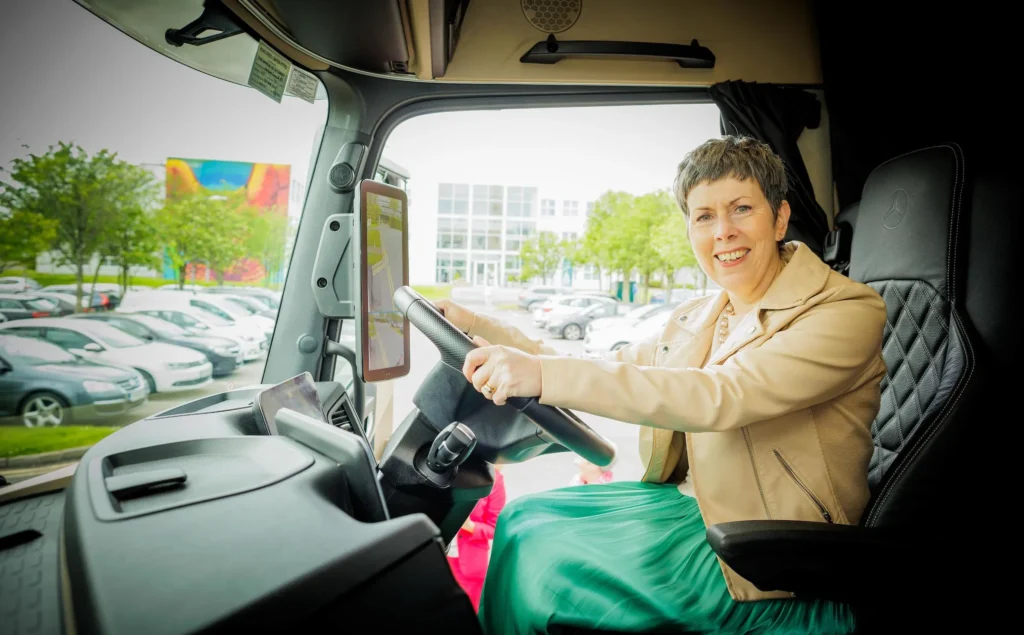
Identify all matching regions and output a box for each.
[468,242,887,601]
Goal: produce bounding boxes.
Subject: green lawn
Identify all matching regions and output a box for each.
[0,426,118,458]
[410,284,452,300]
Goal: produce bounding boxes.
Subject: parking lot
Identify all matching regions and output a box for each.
[3,287,644,498]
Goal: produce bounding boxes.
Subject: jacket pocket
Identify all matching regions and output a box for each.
[773,448,833,524]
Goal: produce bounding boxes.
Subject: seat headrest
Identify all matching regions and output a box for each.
[849,144,965,302]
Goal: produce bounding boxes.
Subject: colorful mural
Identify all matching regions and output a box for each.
[164,158,290,283]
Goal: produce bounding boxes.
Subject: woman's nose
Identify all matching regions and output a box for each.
[713,214,737,241]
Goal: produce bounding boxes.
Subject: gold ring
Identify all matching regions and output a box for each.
[481,384,495,396]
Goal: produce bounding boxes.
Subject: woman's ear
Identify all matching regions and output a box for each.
[775,200,792,241]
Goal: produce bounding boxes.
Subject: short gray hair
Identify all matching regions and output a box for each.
[672,136,788,219]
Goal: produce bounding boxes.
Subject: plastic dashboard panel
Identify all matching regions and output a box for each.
[0,384,479,635]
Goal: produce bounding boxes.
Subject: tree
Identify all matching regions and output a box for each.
[519,231,562,284]
[0,210,57,275]
[157,191,251,288]
[242,206,289,286]
[0,143,159,310]
[581,191,636,293]
[102,206,161,296]
[652,193,698,299]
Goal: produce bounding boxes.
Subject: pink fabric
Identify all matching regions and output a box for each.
[448,469,506,612]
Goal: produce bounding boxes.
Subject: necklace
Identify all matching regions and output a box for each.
[718,302,735,344]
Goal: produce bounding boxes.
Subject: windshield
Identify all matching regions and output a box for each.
[25,298,57,311]
[80,323,146,349]
[636,311,673,335]
[0,336,77,365]
[221,297,258,315]
[128,314,187,338]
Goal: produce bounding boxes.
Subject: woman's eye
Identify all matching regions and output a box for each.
[695,213,712,222]
[735,205,752,213]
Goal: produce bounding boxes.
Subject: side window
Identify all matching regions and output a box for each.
[43,329,95,350]
[4,327,42,339]
[0,299,22,309]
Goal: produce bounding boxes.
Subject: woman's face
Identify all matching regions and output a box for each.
[686,177,790,302]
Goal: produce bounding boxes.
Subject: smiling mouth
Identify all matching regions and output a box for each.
[715,249,750,263]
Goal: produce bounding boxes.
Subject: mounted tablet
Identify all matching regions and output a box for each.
[355,179,410,383]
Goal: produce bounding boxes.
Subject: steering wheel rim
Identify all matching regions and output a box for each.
[394,286,617,467]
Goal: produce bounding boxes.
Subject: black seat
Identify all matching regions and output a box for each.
[707,144,986,630]
[822,202,858,275]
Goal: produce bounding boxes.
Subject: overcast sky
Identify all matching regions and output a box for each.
[1,0,722,282]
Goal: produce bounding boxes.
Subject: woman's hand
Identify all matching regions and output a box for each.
[461,518,476,534]
[462,336,542,406]
[434,299,475,333]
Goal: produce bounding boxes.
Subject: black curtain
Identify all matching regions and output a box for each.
[708,81,829,255]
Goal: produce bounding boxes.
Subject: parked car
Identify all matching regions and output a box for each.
[118,305,265,361]
[118,293,270,355]
[0,334,148,427]
[517,285,566,311]
[532,294,613,328]
[545,299,627,340]
[0,318,213,394]
[0,277,42,293]
[202,286,281,310]
[649,287,716,304]
[212,293,277,319]
[0,293,71,321]
[582,309,674,357]
[122,290,274,341]
[586,302,679,336]
[21,291,95,314]
[39,284,111,311]
[70,313,242,377]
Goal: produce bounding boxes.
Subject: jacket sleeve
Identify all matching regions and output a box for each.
[536,289,886,433]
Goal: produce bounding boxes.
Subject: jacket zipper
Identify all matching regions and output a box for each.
[743,428,771,518]
[773,449,833,523]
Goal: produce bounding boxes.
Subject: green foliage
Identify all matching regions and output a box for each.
[520,231,563,284]
[0,210,58,274]
[242,206,289,286]
[157,191,251,287]
[0,142,161,308]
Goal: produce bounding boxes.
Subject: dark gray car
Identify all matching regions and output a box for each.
[544,298,625,340]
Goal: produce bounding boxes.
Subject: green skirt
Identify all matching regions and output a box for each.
[478,482,854,634]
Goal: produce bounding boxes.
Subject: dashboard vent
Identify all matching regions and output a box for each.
[329,404,352,432]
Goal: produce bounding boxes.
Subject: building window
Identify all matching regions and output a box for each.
[562,200,579,216]
[436,253,468,283]
[507,186,538,218]
[586,201,596,217]
[472,218,503,251]
[439,183,470,215]
[561,231,578,242]
[541,199,556,217]
[505,220,536,252]
[436,216,468,249]
[583,265,598,280]
[473,184,504,216]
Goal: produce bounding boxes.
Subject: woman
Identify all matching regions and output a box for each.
[437,136,886,634]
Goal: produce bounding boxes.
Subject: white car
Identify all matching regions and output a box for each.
[117,305,265,361]
[586,302,679,335]
[147,290,274,340]
[582,310,674,358]
[532,294,620,328]
[0,277,42,293]
[0,318,213,393]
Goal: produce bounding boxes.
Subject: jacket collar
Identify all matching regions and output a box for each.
[676,242,831,335]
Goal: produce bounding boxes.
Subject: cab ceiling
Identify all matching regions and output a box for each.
[231,0,822,86]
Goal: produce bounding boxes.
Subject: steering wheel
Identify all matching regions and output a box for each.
[394,286,617,467]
